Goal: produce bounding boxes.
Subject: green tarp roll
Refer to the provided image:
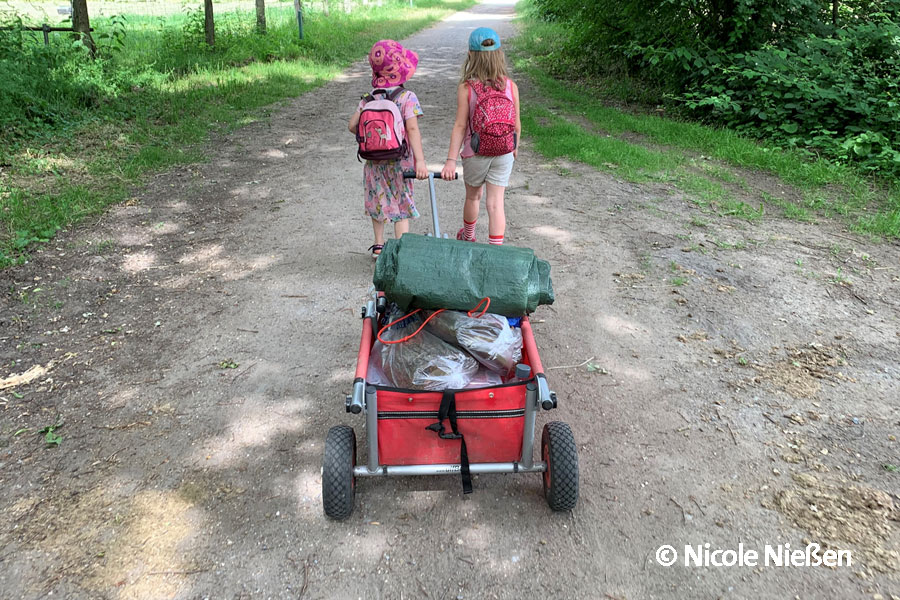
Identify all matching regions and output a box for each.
[373,234,554,316]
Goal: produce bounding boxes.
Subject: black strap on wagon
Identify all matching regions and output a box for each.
[426,390,472,494]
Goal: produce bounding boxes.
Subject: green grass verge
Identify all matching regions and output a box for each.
[511,14,900,238]
[0,0,473,267]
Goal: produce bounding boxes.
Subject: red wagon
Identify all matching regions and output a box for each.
[322,174,579,519]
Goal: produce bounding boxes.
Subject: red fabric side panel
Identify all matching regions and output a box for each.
[377,386,526,465]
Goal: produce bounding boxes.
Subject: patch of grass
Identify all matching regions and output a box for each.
[719,198,764,221]
[639,253,653,273]
[676,173,727,210]
[761,191,814,222]
[670,276,688,287]
[711,239,748,250]
[829,268,852,285]
[521,106,681,181]
[1,0,473,267]
[689,216,709,228]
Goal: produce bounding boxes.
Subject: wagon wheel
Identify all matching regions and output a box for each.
[541,421,579,511]
[322,425,356,520]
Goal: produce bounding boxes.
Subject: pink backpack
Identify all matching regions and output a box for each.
[469,79,517,156]
[356,88,407,161]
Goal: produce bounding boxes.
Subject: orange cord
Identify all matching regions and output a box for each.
[467,297,490,318]
[377,297,491,345]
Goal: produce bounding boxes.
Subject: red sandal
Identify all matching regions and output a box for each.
[456,228,476,242]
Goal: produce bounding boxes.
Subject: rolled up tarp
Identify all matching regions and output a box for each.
[373,234,554,316]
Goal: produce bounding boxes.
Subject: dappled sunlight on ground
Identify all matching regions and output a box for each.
[121,250,157,273]
[519,193,551,206]
[597,313,649,339]
[117,229,153,247]
[5,486,199,599]
[263,149,288,159]
[178,244,224,266]
[150,222,181,236]
[530,224,572,244]
[193,395,311,469]
[105,490,199,600]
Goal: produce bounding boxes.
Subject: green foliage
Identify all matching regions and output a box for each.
[525,0,900,178]
[0,0,473,265]
[682,17,900,176]
[515,11,900,239]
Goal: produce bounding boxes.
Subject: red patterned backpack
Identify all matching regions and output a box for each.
[469,79,517,156]
[356,88,408,161]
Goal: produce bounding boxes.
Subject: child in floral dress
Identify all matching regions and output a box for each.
[349,40,428,257]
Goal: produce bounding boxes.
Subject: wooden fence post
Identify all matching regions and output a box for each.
[256,0,267,33]
[71,0,96,56]
[204,0,215,46]
[293,0,304,39]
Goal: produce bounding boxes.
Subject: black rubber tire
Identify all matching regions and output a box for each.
[322,425,356,520]
[541,421,579,511]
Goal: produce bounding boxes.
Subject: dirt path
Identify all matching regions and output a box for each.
[2,1,899,598]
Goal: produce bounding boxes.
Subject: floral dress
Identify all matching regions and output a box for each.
[360,88,423,223]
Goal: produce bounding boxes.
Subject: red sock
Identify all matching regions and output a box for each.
[463,219,477,241]
[489,235,504,245]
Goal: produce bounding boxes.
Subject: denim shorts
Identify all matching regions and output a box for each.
[461,152,515,187]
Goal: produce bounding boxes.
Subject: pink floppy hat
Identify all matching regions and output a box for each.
[369,40,419,88]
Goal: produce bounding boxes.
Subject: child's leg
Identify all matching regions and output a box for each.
[393,219,409,238]
[371,218,385,246]
[460,183,483,241]
[463,183,483,223]
[485,182,506,244]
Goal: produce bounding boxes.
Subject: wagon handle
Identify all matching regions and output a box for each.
[401,171,456,237]
[402,171,458,179]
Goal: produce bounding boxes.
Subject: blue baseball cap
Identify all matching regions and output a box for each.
[469,27,501,51]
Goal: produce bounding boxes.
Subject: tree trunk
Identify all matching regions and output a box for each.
[832,0,839,26]
[256,0,267,34]
[71,0,96,57]
[204,0,215,46]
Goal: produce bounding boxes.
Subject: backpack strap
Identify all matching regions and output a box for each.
[386,85,405,102]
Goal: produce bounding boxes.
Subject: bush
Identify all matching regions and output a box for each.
[681,18,900,175]
[526,0,900,177]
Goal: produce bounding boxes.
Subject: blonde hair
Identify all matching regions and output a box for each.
[460,46,509,91]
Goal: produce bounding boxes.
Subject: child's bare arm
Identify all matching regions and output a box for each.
[441,83,469,180]
[405,115,428,179]
[348,108,361,134]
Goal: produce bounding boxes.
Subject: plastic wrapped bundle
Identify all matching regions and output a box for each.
[465,368,504,389]
[426,310,523,376]
[378,309,479,390]
[373,234,554,316]
[366,341,393,386]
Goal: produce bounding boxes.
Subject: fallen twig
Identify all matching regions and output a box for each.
[727,423,738,445]
[689,495,707,516]
[670,497,687,524]
[547,356,595,371]
[97,421,151,430]
[0,364,48,390]
[299,556,310,598]
[762,413,779,425]
[146,568,208,576]
[236,328,258,333]
[231,362,257,385]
